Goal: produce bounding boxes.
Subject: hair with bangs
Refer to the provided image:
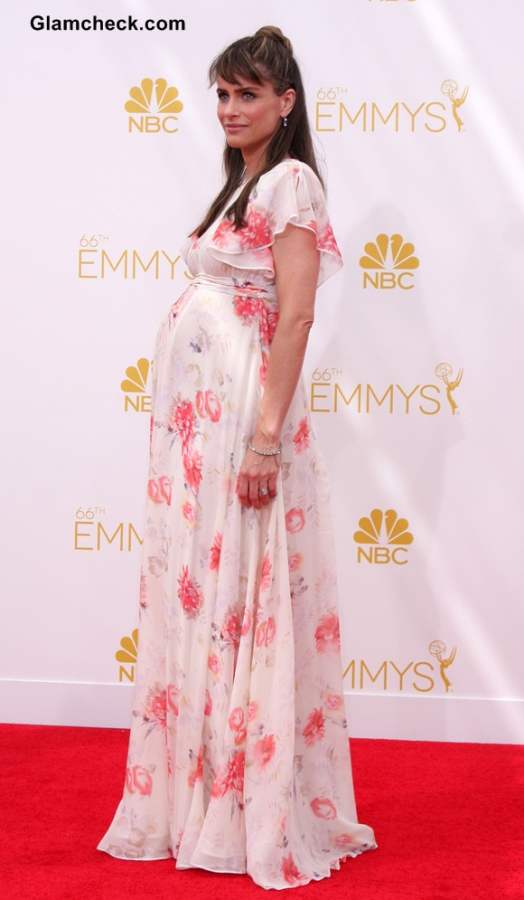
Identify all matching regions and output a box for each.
[188,25,324,239]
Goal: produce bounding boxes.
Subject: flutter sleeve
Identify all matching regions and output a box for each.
[207,160,344,288]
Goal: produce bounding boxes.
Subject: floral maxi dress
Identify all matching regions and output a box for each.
[96,158,378,889]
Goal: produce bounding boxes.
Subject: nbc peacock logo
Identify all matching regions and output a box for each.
[121,357,151,413]
[115,628,139,683]
[124,77,184,133]
[359,233,419,290]
[353,508,414,564]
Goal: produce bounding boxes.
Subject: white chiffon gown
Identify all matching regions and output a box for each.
[96,156,378,889]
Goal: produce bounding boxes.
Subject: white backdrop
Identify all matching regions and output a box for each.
[2,0,523,743]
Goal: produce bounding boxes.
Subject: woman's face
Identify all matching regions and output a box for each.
[215,73,294,154]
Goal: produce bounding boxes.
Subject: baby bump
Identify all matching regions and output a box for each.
[149,283,268,470]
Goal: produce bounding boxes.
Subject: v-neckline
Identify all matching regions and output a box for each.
[201,158,293,239]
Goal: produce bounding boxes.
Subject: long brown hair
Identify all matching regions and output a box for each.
[188,25,324,238]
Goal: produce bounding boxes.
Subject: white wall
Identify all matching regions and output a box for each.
[2,0,523,743]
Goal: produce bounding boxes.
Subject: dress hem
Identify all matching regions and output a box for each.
[96,841,379,890]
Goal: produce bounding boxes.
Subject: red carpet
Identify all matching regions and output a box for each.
[1,724,522,899]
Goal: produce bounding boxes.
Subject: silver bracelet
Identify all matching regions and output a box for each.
[247,441,282,457]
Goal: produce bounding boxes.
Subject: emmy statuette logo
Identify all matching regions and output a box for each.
[343,640,458,694]
[310,363,464,416]
[315,79,469,133]
[435,362,463,415]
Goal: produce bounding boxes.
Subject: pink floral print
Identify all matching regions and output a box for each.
[177,565,203,619]
[96,158,377,888]
[205,159,344,288]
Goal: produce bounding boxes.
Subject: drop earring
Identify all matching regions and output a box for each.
[282,115,288,127]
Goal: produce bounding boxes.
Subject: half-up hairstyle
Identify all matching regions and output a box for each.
[188,25,325,239]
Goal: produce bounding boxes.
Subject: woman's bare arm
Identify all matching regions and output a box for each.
[254,223,320,441]
[236,223,320,509]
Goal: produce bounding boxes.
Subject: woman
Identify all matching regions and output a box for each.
[97,25,378,890]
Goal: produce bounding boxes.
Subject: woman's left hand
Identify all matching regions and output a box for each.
[236,431,281,509]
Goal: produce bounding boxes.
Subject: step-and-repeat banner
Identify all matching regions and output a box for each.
[3,1,523,743]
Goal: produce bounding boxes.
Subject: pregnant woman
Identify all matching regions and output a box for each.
[97,24,378,890]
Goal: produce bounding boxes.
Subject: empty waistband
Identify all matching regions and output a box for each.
[189,272,276,297]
